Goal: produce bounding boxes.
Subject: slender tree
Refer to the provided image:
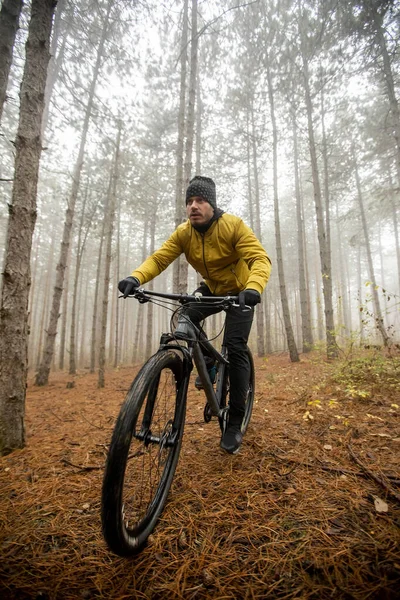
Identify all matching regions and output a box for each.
[98,122,122,388]
[0,0,23,123]
[353,145,389,346]
[69,187,89,375]
[35,0,113,386]
[298,6,338,358]
[173,0,189,293]
[265,53,299,362]
[0,0,55,454]
[292,113,313,351]
[179,0,198,293]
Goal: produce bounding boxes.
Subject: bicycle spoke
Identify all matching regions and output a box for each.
[122,367,179,533]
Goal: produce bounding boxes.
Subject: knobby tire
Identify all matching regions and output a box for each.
[101,350,185,556]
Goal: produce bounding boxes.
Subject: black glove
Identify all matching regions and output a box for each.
[193,282,211,298]
[118,276,140,298]
[238,289,261,310]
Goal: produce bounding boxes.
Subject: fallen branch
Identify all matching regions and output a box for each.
[80,412,104,430]
[61,458,103,471]
[347,444,400,503]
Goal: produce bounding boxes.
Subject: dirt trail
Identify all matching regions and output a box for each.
[1,353,399,599]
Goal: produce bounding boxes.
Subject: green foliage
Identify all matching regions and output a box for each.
[332,353,400,400]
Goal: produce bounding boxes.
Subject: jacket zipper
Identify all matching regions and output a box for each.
[201,234,211,280]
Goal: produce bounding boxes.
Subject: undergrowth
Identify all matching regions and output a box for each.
[331,352,400,401]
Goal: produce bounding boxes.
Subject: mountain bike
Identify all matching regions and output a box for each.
[101,289,254,556]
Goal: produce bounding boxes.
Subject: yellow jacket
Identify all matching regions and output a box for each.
[131,213,271,296]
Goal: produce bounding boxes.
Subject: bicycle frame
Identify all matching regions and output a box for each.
[134,289,236,419]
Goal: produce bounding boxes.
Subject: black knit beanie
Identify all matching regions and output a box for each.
[185,176,217,210]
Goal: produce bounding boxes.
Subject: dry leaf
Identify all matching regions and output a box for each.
[373,496,388,513]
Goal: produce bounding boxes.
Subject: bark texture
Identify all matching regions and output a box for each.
[353,149,389,346]
[98,122,121,388]
[0,0,55,455]
[292,114,313,351]
[0,0,23,122]
[266,57,299,363]
[301,43,338,359]
[35,0,112,386]
[173,0,189,292]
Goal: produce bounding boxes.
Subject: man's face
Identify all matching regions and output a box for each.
[186,196,214,226]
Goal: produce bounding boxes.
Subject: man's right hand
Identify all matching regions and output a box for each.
[118,276,140,298]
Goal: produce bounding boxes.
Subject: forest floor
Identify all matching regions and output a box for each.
[0,350,400,600]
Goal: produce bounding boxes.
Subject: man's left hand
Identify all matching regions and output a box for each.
[238,289,261,310]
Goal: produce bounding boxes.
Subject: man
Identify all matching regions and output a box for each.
[118,175,271,454]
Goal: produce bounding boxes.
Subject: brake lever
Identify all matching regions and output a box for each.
[232,302,252,312]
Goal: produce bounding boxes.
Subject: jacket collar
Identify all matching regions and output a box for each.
[191,208,224,234]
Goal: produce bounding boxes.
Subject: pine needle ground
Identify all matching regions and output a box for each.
[1,352,399,599]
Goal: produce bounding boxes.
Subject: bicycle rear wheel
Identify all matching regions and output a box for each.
[101,350,185,556]
[218,346,254,434]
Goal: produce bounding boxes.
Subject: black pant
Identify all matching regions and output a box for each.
[181,300,254,425]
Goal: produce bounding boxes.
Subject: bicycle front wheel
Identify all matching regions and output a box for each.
[101,350,185,556]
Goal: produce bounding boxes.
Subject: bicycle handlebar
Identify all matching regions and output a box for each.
[138,288,238,304]
[119,288,253,311]
[130,288,239,304]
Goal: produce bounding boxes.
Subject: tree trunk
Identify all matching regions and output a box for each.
[173,0,189,292]
[246,110,254,230]
[292,113,313,352]
[179,0,198,294]
[41,0,67,137]
[69,187,88,375]
[145,203,157,359]
[265,58,299,363]
[334,200,351,338]
[387,169,400,293]
[35,0,113,386]
[35,234,55,369]
[98,122,121,388]
[195,75,202,174]
[90,223,105,373]
[113,193,121,367]
[371,5,400,186]
[353,148,389,346]
[0,0,23,123]
[357,245,365,342]
[0,0,55,455]
[58,238,71,370]
[300,46,338,359]
[79,270,89,368]
[132,220,149,364]
[249,101,265,357]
